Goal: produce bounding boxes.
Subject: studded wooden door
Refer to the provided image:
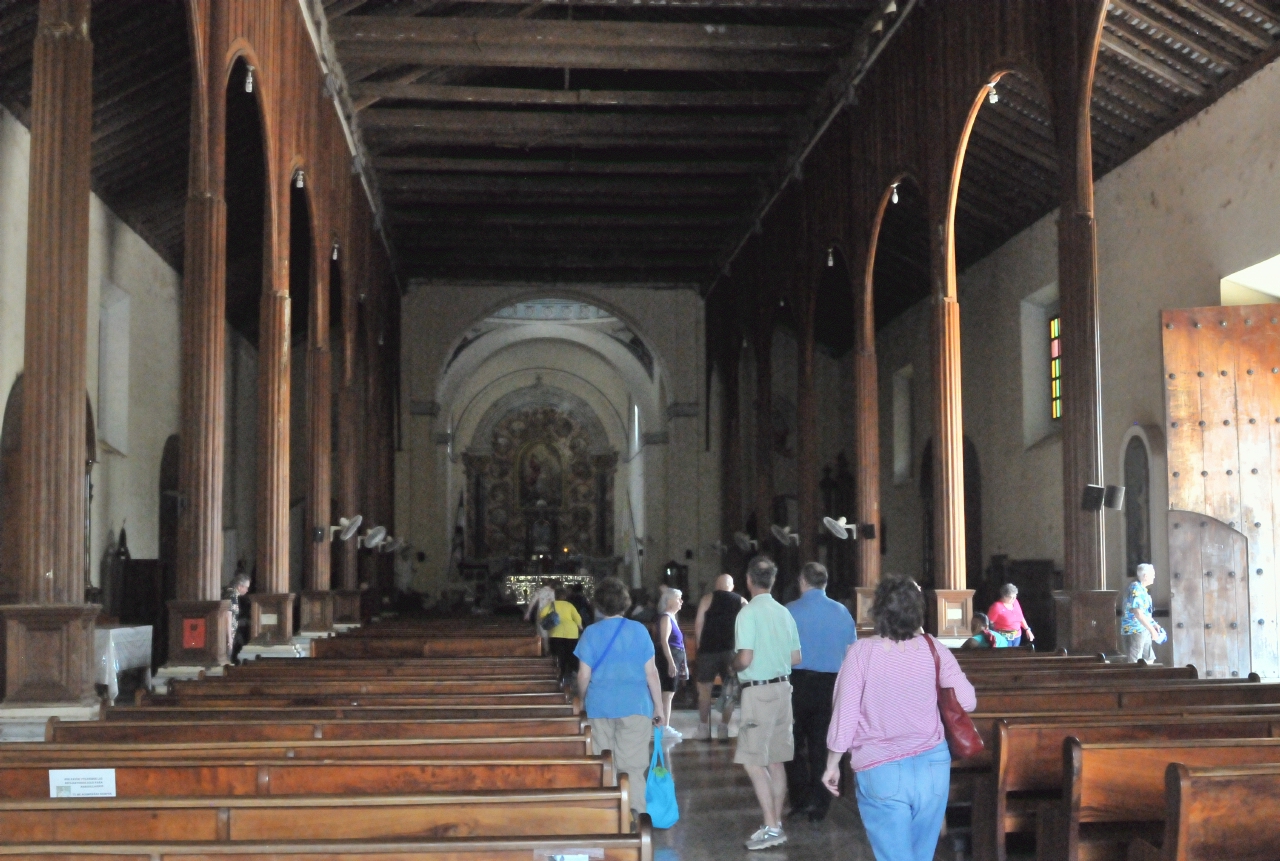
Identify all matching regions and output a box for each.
[1163,305,1280,677]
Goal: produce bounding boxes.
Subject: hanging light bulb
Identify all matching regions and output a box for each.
[295,170,305,189]
[332,243,339,261]
[245,66,254,94]
[891,183,899,205]
[827,248,834,267]
[871,18,884,34]
[988,84,999,105]
[884,0,898,13]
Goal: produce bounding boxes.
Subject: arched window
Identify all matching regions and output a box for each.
[1123,434,1151,576]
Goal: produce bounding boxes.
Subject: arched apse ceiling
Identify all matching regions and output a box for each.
[435,297,665,433]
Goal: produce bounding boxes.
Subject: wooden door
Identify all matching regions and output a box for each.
[1163,305,1280,677]
[1169,510,1250,677]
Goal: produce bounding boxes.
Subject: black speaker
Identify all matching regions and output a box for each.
[1082,484,1106,511]
[858,523,877,540]
[1103,485,1126,511]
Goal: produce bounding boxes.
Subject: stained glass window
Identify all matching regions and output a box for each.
[1049,315,1062,420]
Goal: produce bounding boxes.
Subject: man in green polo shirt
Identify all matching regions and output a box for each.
[733,555,801,850]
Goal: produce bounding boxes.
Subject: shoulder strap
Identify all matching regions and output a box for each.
[590,618,627,672]
[924,634,943,692]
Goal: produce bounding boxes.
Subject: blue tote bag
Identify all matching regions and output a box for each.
[645,727,680,828]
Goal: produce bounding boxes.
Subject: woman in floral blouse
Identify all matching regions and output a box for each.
[1122,563,1164,662]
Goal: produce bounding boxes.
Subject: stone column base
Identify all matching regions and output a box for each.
[854,587,877,631]
[151,663,226,695]
[249,593,295,645]
[238,642,306,661]
[1053,590,1119,655]
[332,590,361,625]
[299,591,334,633]
[925,589,975,639]
[0,604,99,705]
[0,702,100,743]
[164,600,230,668]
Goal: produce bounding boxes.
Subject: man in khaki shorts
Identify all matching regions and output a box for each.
[733,555,801,850]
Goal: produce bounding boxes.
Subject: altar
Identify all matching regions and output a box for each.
[94,624,153,704]
[502,572,597,605]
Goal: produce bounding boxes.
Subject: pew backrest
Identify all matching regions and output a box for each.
[1162,763,1280,861]
[49,716,588,743]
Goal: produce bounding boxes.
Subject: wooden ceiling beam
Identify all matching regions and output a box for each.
[362,107,787,136]
[1093,59,1184,115]
[375,155,770,174]
[969,116,1059,174]
[1109,0,1245,68]
[350,81,808,110]
[390,211,745,228]
[329,17,846,73]
[1107,13,1231,82]
[408,247,714,268]
[326,0,372,18]
[1177,0,1272,50]
[381,173,748,197]
[1099,30,1208,96]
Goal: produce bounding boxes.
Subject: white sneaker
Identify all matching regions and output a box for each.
[746,826,787,850]
[696,722,711,740]
[662,725,683,740]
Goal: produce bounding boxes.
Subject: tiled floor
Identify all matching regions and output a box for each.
[654,710,880,861]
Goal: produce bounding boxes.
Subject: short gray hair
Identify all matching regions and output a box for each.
[746,555,777,590]
[658,588,682,613]
[999,583,1018,599]
[1136,563,1155,580]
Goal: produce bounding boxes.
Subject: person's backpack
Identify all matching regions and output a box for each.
[539,606,561,631]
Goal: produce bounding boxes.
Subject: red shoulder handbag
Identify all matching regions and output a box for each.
[925,635,984,759]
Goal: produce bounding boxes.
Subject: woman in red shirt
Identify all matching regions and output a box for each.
[987,583,1034,647]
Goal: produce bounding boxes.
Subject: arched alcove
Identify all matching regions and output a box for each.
[1122,430,1152,578]
[287,179,313,597]
[222,56,267,581]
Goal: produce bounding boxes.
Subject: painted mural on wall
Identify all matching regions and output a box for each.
[464,387,616,561]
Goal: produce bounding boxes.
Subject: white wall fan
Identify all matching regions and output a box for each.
[329,515,362,542]
[770,524,799,547]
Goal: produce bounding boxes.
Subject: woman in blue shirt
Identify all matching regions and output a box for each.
[575,577,664,821]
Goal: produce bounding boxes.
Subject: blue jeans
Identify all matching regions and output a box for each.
[1004,633,1022,648]
[855,741,951,861]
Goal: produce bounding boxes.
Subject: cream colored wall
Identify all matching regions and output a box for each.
[0,107,182,590]
[870,56,1280,660]
[398,284,717,597]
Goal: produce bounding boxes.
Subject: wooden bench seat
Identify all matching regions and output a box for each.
[170,679,564,697]
[1127,763,1280,861]
[229,658,558,678]
[0,786,632,843]
[0,755,615,799]
[101,703,579,722]
[974,679,1276,714]
[49,715,587,743]
[961,667,1197,686]
[313,637,542,659]
[142,691,573,708]
[1037,738,1280,861]
[972,714,1280,861]
[0,829,652,861]
[0,734,594,762]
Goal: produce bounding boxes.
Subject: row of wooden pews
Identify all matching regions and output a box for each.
[3,617,653,860]
[948,647,1280,861]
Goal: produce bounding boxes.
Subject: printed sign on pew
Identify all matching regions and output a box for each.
[49,768,116,798]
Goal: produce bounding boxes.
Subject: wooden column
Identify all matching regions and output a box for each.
[1052,0,1116,653]
[168,0,230,669]
[718,316,744,545]
[1,0,98,704]
[300,241,334,634]
[249,271,294,644]
[331,221,360,624]
[852,238,881,626]
[751,293,775,545]
[794,260,820,565]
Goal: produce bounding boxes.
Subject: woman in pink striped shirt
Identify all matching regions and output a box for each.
[821,576,976,861]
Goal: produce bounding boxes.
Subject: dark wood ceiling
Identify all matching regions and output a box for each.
[870,0,1280,329]
[326,0,876,288]
[0,0,190,272]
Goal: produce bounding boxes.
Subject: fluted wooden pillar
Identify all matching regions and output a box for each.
[2,0,98,704]
[166,0,231,668]
[795,269,819,562]
[250,281,294,644]
[301,245,334,633]
[852,238,881,624]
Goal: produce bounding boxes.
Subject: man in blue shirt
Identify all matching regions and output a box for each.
[785,561,856,821]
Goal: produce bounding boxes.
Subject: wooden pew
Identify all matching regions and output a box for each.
[0,829,653,861]
[142,691,573,708]
[973,714,1280,861]
[1128,763,1280,861]
[0,754,616,799]
[168,679,564,696]
[313,636,542,659]
[0,734,595,762]
[0,786,633,842]
[100,703,580,722]
[1038,738,1280,861]
[974,679,1275,714]
[228,657,559,679]
[50,715,587,743]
